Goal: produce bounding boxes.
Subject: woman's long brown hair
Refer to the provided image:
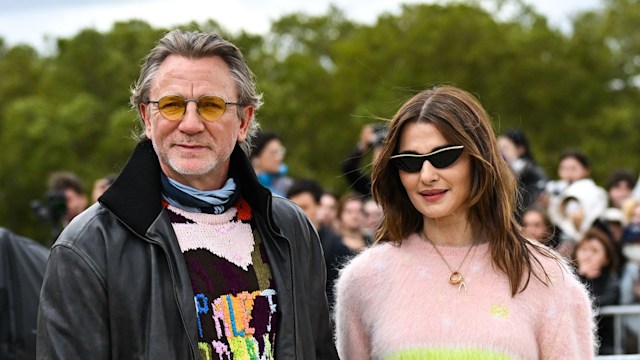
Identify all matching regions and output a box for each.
[371,85,557,296]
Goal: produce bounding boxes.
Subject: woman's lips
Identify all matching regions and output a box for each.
[420,189,447,202]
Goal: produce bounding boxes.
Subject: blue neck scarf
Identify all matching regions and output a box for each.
[160,172,238,214]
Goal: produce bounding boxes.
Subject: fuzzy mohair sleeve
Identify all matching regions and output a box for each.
[334,248,375,359]
[535,255,597,359]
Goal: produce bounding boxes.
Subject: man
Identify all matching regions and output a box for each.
[286,180,351,309]
[37,30,337,359]
[35,171,88,244]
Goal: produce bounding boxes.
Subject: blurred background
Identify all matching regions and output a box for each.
[0,0,638,243]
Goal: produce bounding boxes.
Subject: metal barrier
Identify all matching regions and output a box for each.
[598,305,640,356]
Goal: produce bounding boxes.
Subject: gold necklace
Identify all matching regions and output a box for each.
[422,233,477,292]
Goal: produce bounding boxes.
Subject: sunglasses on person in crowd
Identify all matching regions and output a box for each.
[148,95,241,122]
[390,145,464,172]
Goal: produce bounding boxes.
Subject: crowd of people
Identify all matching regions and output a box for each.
[4,29,639,358]
[497,131,640,354]
[254,104,640,355]
[25,114,637,358]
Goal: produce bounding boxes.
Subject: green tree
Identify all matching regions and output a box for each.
[564,0,640,181]
[256,7,359,190]
[0,2,638,243]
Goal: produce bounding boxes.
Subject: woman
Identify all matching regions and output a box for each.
[606,170,636,209]
[318,192,340,233]
[337,193,372,253]
[250,130,292,196]
[497,129,547,212]
[573,227,619,355]
[334,86,595,359]
[622,198,640,226]
[521,205,560,248]
[545,151,608,255]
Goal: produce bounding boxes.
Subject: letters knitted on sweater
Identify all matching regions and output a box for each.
[335,233,596,360]
[166,198,279,360]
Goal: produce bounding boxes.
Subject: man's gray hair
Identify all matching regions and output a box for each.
[130,29,263,155]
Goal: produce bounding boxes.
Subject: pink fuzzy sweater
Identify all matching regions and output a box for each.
[334,233,595,359]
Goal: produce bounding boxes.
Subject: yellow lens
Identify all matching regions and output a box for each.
[197,96,226,121]
[158,96,186,121]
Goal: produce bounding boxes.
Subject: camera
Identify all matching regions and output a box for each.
[31,190,67,243]
[370,124,388,147]
[545,180,567,197]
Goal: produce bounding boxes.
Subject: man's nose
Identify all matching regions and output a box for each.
[178,102,205,133]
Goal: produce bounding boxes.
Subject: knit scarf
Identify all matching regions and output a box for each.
[160,172,238,214]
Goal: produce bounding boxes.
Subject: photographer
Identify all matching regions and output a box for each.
[32,171,88,245]
[48,171,87,225]
[497,129,547,213]
[340,123,387,197]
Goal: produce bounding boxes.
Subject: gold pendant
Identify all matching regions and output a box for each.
[449,271,463,285]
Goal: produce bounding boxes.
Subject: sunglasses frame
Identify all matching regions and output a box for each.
[148,94,241,122]
[390,145,464,172]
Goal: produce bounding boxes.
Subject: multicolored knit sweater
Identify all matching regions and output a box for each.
[165,198,279,360]
[334,233,595,359]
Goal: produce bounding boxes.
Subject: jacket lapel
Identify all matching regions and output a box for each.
[99,139,163,237]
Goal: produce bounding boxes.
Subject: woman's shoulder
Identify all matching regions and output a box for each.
[522,244,596,356]
[337,236,416,287]
[340,241,395,274]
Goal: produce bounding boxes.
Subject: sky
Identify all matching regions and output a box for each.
[0,0,603,53]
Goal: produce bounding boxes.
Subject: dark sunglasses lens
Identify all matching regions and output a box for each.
[157,96,186,120]
[429,148,463,168]
[394,157,425,172]
[393,147,464,172]
[197,96,226,121]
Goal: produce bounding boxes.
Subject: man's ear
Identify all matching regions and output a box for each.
[237,105,254,142]
[140,103,152,138]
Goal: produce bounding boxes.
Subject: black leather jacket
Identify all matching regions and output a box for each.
[37,139,338,359]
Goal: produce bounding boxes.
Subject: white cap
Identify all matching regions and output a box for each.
[601,207,626,226]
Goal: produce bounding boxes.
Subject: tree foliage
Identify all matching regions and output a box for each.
[0,0,638,243]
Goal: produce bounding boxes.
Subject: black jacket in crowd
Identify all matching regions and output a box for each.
[340,146,371,198]
[1,227,48,360]
[37,139,338,359]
